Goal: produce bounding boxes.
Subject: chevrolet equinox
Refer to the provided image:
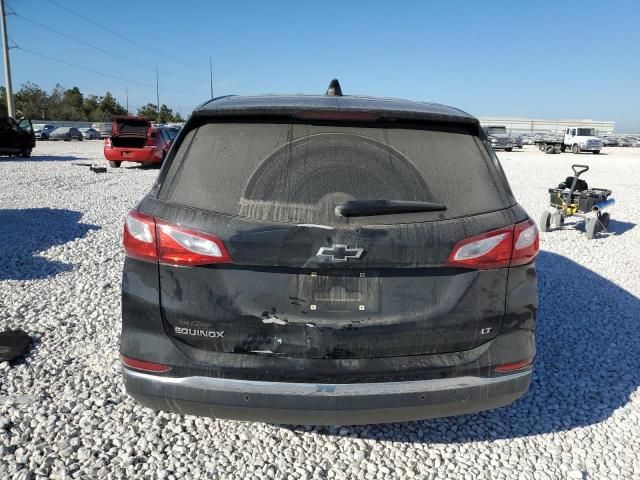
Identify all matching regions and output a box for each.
[120,80,538,425]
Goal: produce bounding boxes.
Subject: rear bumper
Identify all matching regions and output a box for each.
[104,146,162,163]
[123,367,531,425]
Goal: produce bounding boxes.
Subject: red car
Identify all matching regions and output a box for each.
[104,116,173,168]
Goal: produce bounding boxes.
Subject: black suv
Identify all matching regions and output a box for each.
[0,116,35,158]
[121,81,539,425]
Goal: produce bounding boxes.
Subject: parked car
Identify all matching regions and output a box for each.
[92,122,113,139]
[120,80,539,425]
[0,116,35,157]
[164,124,181,139]
[103,116,173,168]
[33,123,56,140]
[49,127,83,141]
[79,127,100,140]
[511,133,523,149]
[484,125,513,151]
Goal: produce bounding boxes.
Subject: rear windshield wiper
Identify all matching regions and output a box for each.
[335,200,447,217]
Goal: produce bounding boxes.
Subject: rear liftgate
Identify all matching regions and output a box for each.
[125,209,537,360]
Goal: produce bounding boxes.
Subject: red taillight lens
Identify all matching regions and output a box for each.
[447,219,539,270]
[123,210,158,261]
[511,219,539,266]
[447,227,514,269]
[156,220,232,266]
[494,358,533,373]
[123,211,232,266]
[122,356,171,373]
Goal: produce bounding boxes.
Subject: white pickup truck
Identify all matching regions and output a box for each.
[538,127,603,154]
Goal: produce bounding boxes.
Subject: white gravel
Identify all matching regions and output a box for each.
[1,141,639,480]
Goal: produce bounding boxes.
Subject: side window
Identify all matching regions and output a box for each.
[571,129,576,136]
[19,119,33,133]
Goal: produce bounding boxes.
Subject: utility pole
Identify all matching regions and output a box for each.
[209,57,213,98]
[0,0,14,117]
[155,67,160,123]
[125,87,129,114]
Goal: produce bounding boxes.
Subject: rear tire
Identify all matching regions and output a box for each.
[108,160,121,168]
[505,147,513,152]
[599,212,610,229]
[585,218,598,239]
[592,150,600,154]
[540,211,552,232]
[21,149,32,158]
[572,144,580,154]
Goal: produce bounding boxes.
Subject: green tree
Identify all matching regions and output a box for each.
[158,104,175,123]
[137,103,159,121]
[57,86,86,120]
[46,84,65,119]
[99,92,127,118]
[173,112,184,123]
[83,94,104,122]
[14,82,50,119]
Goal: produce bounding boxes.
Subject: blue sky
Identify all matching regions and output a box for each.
[5,0,640,131]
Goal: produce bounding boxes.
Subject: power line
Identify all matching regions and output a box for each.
[15,46,207,96]
[18,46,153,87]
[12,11,204,83]
[46,0,197,69]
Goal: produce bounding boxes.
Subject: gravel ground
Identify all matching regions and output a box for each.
[0,141,639,480]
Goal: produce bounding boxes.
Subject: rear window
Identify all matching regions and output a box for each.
[115,118,149,136]
[159,122,510,225]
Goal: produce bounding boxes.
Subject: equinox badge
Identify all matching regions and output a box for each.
[316,244,364,262]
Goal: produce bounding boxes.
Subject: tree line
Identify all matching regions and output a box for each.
[0,82,184,123]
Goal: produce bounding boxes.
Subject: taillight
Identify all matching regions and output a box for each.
[447,219,539,270]
[123,211,157,261]
[511,219,539,266]
[122,356,171,373]
[156,220,232,266]
[123,210,232,266]
[447,227,514,269]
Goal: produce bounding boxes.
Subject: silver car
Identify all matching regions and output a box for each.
[79,128,100,140]
[49,127,83,141]
[33,124,56,140]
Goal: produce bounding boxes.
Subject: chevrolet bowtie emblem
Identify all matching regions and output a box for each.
[316,244,364,262]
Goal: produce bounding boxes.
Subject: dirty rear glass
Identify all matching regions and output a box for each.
[159,122,509,225]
